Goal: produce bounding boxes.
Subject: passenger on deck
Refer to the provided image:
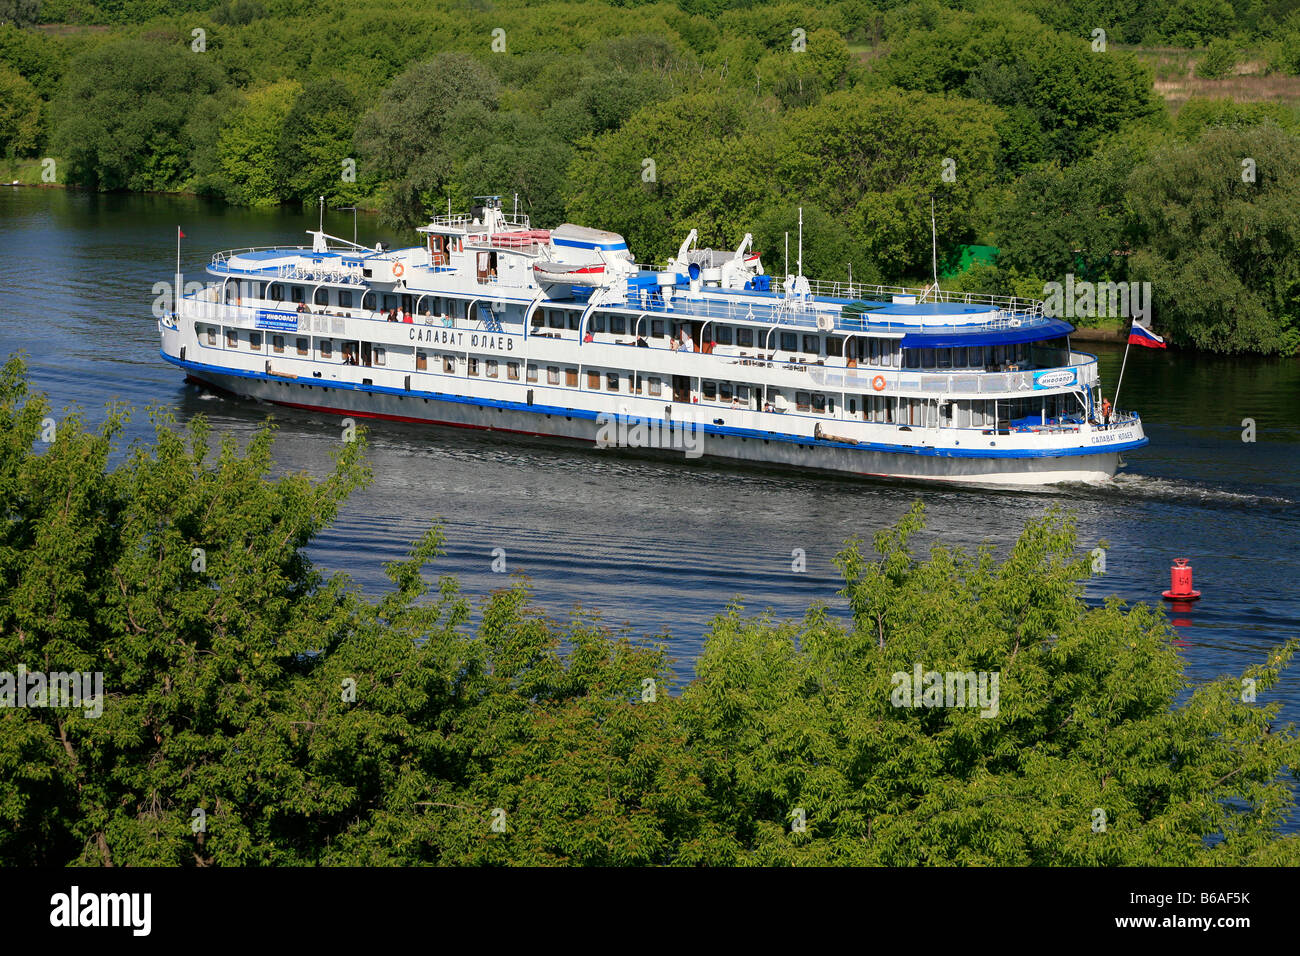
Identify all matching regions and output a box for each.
[636,336,649,348]
[401,311,413,324]
[386,309,397,322]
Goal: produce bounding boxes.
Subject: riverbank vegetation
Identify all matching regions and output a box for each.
[3,357,1298,866]
[2,1,1299,353]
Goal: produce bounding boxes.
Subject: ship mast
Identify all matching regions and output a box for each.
[930,197,940,299]
[797,207,803,279]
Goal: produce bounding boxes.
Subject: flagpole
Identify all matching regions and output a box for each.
[175,227,183,317]
[1112,320,1134,414]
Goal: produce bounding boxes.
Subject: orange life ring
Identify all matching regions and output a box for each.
[871,375,886,392]
[392,261,405,277]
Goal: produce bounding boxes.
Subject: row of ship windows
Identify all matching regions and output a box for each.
[207,327,391,364]
[202,327,1072,422]
[536,309,867,358]
[224,287,1041,371]
[527,312,1042,369]
[445,357,672,397]
[232,288,878,363]
[854,395,1074,428]
[228,282,466,318]
[206,325,1037,379]
[433,355,809,409]
[206,326,798,408]
[906,343,1033,370]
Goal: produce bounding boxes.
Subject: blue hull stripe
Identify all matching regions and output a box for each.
[552,237,628,251]
[161,352,1149,460]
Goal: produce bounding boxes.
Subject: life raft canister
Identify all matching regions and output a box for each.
[871,375,886,391]
[392,261,405,277]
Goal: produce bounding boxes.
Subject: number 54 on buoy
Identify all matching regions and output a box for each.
[1162,557,1201,601]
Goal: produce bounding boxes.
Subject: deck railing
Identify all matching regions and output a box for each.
[429,211,532,230]
[807,352,1099,395]
[617,287,1049,334]
[795,277,1045,316]
[210,246,306,269]
[1104,410,1142,427]
[208,247,370,285]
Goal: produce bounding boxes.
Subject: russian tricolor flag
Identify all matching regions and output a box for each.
[1128,321,1166,349]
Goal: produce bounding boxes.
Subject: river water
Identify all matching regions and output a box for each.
[4,189,1299,805]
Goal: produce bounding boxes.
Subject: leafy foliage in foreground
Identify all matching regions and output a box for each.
[1,357,1297,865]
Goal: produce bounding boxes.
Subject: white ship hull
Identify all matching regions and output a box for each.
[178,363,1122,487]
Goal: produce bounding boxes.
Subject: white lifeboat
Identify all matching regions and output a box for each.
[532,259,612,292]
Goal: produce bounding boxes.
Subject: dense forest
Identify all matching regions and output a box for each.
[2,0,1300,353]
[2,355,1298,865]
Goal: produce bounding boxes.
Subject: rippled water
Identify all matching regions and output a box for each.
[4,189,1299,822]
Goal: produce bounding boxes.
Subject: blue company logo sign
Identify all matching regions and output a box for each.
[255,309,300,331]
[1033,368,1077,390]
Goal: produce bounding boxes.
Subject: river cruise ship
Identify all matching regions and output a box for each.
[158,197,1147,485]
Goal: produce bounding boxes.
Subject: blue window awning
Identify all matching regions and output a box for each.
[896,318,1075,348]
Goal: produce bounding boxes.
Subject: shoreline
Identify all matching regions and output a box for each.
[4,179,383,213]
[1070,326,1127,343]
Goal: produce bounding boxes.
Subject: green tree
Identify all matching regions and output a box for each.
[1270,13,1300,74]
[993,141,1146,289]
[0,65,40,156]
[275,77,361,207]
[752,202,877,284]
[449,107,571,228]
[780,88,1003,277]
[1173,97,1298,139]
[0,0,40,28]
[1127,123,1300,354]
[0,22,68,100]
[353,53,499,229]
[50,39,224,191]
[565,91,772,262]
[882,8,1159,165]
[1160,0,1236,46]
[211,0,265,26]
[754,27,852,107]
[1195,38,1239,78]
[540,62,672,143]
[2,359,1299,866]
[219,81,300,205]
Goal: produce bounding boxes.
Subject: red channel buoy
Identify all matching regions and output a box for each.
[1162,557,1201,601]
